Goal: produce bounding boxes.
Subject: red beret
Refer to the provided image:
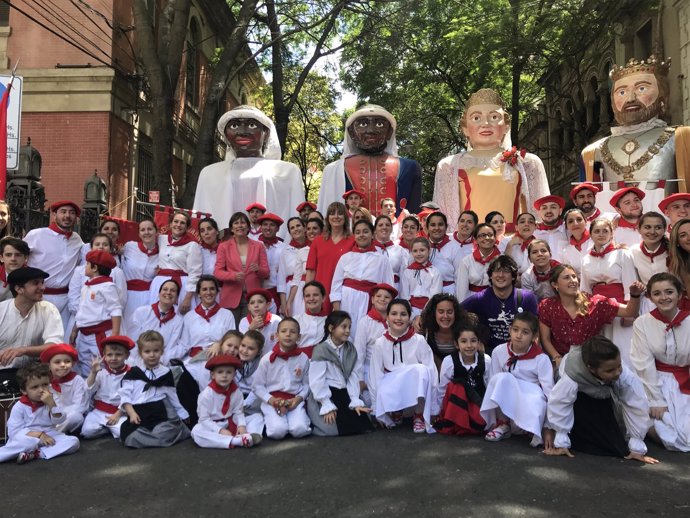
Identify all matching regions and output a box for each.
[40,344,78,364]
[257,212,284,226]
[658,193,690,213]
[343,189,366,200]
[609,187,645,208]
[245,202,267,213]
[533,195,566,211]
[569,182,601,200]
[369,283,398,298]
[296,201,317,212]
[246,288,273,303]
[100,335,135,352]
[205,354,242,371]
[50,200,81,217]
[85,250,117,269]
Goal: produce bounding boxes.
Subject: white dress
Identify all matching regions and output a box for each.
[294,312,327,350]
[630,243,669,314]
[456,253,493,302]
[480,343,553,441]
[369,331,438,433]
[121,241,158,334]
[330,249,394,339]
[429,239,460,295]
[559,237,593,276]
[375,241,407,290]
[128,304,184,366]
[399,265,443,318]
[149,235,203,308]
[631,312,690,451]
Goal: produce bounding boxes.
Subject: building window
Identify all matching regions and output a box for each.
[635,20,653,58]
[0,4,9,26]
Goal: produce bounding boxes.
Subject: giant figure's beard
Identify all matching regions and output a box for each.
[614,97,664,126]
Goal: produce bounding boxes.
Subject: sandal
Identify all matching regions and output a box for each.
[485,423,511,442]
[412,414,426,434]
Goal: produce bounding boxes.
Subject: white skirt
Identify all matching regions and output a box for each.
[124,289,150,335]
[480,372,547,440]
[375,364,436,434]
[602,318,634,368]
[653,371,690,452]
[339,286,370,339]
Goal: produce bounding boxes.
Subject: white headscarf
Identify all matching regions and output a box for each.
[342,104,398,157]
[216,106,282,161]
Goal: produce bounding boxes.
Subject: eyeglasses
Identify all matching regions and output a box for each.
[476,233,494,239]
[492,267,513,274]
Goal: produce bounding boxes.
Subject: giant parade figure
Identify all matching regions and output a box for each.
[317,104,422,216]
[193,106,305,238]
[582,56,690,198]
[433,89,549,233]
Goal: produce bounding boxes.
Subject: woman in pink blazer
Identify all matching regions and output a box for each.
[214,212,269,322]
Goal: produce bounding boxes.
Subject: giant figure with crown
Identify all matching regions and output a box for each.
[582,56,690,194]
[433,89,550,233]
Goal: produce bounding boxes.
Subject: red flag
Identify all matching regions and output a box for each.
[0,80,11,199]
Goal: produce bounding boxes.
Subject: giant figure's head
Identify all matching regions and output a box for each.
[610,56,670,126]
[344,105,397,156]
[460,89,510,151]
[217,106,282,161]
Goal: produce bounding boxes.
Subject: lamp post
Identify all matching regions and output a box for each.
[6,138,47,236]
[80,170,107,243]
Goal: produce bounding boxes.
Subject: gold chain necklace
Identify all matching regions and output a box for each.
[601,127,675,180]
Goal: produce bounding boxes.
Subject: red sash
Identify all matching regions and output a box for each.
[468,284,486,293]
[592,282,624,303]
[44,286,69,295]
[270,390,296,400]
[94,400,119,414]
[409,296,429,309]
[158,268,187,277]
[79,320,113,350]
[126,279,151,291]
[655,360,690,395]
[343,278,376,293]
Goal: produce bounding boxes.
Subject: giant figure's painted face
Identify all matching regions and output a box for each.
[348,116,393,153]
[612,72,662,126]
[224,118,269,157]
[461,103,509,150]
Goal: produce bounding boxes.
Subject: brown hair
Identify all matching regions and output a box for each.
[550,264,590,317]
[324,202,351,240]
[669,218,690,290]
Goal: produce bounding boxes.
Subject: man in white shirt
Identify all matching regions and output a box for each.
[24,201,83,329]
[0,267,64,390]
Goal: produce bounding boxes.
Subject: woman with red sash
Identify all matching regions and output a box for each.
[293,281,329,357]
[121,218,159,334]
[559,208,592,276]
[149,210,203,315]
[579,218,638,366]
[330,219,394,339]
[456,223,500,301]
[631,272,690,451]
[630,211,669,314]
[278,217,310,317]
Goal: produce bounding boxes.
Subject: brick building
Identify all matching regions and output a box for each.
[0,0,262,218]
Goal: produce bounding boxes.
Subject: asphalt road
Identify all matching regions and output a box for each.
[3,427,689,517]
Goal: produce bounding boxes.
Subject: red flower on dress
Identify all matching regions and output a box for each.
[500,146,527,166]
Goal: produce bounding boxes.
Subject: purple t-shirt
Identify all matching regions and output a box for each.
[461,288,539,354]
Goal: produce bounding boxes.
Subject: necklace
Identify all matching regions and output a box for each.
[601,127,674,180]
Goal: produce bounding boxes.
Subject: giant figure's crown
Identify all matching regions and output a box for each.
[610,55,671,82]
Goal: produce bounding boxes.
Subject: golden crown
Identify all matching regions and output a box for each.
[610,55,671,82]
[464,88,506,110]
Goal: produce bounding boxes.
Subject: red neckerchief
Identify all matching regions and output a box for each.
[534,260,560,283]
[375,240,394,249]
[85,276,113,286]
[352,244,377,253]
[51,371,77,393]
[19,395,44,413]
[49,223,73,240]
[0,264,6,288]
[472,245,500,265]
[641,242,667,263]
[152,303,176,326]
[585,208,601,222]
[167,232,194,247]
[306,305,329,317]
[650,309,690,332]
[506,342,543,371]
[430,235,450,250]
[195,303,222,323]
[289,239,309,249]
[208,380,239,414]
[247,312,273,328]
[537,220,561,231]
[520,235,536,252]
[367,308,387,324]
[269,344,302,363]
[384,325,416,343]
[589,242,616,258]
[453,232,474,247]
[200,241,218,252]
[408,260,432,271]
[259,235,283,247]
[569,230,591,251]
[137,241,159,256]
[398,237,411,250]
[616,217,638,229]
[104,363,131,375]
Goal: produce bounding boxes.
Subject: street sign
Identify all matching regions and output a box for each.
[149,190,160,202]
[0,75,23,171]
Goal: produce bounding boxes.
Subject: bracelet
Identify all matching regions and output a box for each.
[630,294,641,298]
[551,355,562,361]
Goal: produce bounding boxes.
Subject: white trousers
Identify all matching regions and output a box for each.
[0,430,79,462]
[261,401,311,439]
[81,409,126,439]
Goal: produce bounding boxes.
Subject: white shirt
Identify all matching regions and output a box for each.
[252,350,310,403]
[309,340,364,414]
[294,312,326,348]
[7,399,66,437]
[630,243,668,286]
[75,278,123,328]
[0,299,64,368]
[88,368,129,407]
[121,241,158,283]
[239,314,282,356]
[330,250,394,302]
[489,343,554,399]
[25,227,83,289]
[69,265,127,314]
[580,247,636,300]
[456,254,491,302]
[196,385,247,432]
[128,304,184,366]
[399,264,443,301]
[157,236,203,293]
[534,226,568,262]
[179,305,236,359]
[353,314,386,382]
[51,375,89,415]
[263,240,287,290]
